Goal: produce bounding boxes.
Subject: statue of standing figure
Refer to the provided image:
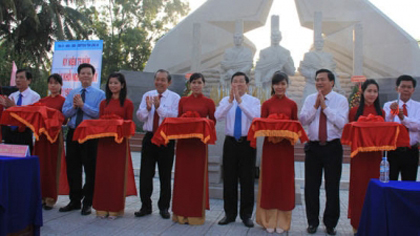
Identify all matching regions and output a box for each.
[220,20,253,88]
[299,12,344,104]
[254,15,295,90]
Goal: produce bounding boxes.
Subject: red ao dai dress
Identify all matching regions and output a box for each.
[33,95,66,208]
[93,98,137,217]
[172,93,216,225]
[256,95,298,231]
[348,105,385,230]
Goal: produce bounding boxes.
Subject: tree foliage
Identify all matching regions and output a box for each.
[0,0,91,92]
[0,0,190,92]
[80,0,190,80]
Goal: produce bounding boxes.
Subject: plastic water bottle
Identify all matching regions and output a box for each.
[380,156,389,183]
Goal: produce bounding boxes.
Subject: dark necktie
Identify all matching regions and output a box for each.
[11,93,23,131]
[17,93,22,106]
[319,98,328,144]
[152,94,163,132]
[75,89,86,127]
[234,105,242,140]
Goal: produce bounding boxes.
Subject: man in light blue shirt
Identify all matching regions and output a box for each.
[60,63,105,216]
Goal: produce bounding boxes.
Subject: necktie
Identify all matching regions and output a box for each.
[234,105,242,140]
[17,93,22,106]
[319,109,327,144]
[11,93,23,131]
[152,94,163,132]
[75,89,86,127]
[403,104,408,116]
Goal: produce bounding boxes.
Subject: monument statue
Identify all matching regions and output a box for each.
[219,20,253,87]
[254,15,295,90]
[299,12,343,103]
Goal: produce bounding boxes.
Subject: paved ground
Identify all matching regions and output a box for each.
[41,152,419,236]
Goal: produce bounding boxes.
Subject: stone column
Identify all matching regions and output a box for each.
[314,11,322,41]
[353,23,363,76]
[191,23,201,72]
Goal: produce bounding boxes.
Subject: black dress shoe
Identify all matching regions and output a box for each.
[81,205,92,215]
[43,205,53,210]
[307,225,318,234]
[218,216,235,225]
[159,209,170,219]
[326,227,337,235]
[134,208,152,217]
[59,202,81,212]
[242,218,254,228]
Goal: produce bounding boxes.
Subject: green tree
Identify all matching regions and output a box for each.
[80,0,190,80]
[0,0,91,92]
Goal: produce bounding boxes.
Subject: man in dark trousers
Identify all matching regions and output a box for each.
[135,69,180,219]
[384,75,420,181]
[299,69,348,235]
[215,71,261,228]
[60,63,105,215]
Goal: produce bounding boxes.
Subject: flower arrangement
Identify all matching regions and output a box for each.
[349,83,362,108]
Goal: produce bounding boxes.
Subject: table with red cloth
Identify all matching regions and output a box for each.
[151,117,217,146]
[73,118,135,145]
[152,117,216,223]
[247,117,308,211]
[73,117,137,215]
[247,118,308,148]
[0,104,64,143]
[341,115,410,158]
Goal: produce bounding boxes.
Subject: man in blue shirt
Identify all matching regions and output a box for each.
[60,63,105,215]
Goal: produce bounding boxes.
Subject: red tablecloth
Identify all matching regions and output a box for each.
[151,117,216,146]
[341,115,410,157]
[247,118,309,148]
[73,118,135,144]
[0,105,64,143]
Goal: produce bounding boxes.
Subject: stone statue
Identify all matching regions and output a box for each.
[299,12,343,102]
[299,38,339,96]
[220,32,253,87]
[254,15,295,89]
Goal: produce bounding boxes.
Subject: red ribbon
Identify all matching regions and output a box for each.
[357,114,385,122]
[267,113,290,120]
[180,111,201,118]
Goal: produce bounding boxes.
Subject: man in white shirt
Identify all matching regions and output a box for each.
[299,69,348,235]
[135,69,180,219]
[215,71,261,228]
[383,75,420,181]
[0,69,40,151]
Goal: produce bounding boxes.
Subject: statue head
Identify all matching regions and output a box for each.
[314,38,324,51]
[233,33,244,47]
[271,31,282,46]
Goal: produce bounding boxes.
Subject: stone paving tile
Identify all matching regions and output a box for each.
[42,181,354,236]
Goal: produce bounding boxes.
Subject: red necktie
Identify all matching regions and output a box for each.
[403,104,408,116]
[152,94,162,132]
[319,109,327,144]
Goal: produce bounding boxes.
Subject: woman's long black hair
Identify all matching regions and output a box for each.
[105,72,127,107]
[354,79,383,121]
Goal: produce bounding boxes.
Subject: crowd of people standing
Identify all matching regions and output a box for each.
[0,63,419,236]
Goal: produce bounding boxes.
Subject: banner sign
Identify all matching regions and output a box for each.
[51,40,103,97]
[351,75,367,83]
[0,144,30,157]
